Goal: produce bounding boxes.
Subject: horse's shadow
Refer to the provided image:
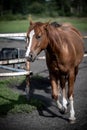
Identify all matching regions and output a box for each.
[0,94,28,116]
[0,75,69,122]
[17,75,69,122]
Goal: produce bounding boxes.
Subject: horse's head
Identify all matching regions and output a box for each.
[25,21,49,62]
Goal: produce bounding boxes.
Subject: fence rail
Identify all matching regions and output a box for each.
[0,58,26,65]
[0,71,31,77]
[83,36,87,39]
[0,56,45,65]
[0,64,33,77]
[0,33,26,40]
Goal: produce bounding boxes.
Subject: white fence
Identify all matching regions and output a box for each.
[0,56,45,77]
[0,58,32,77]
[0,33,26,40]
[0,33,29,77]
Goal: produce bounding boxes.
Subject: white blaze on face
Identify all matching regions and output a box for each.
[25,29,35,57]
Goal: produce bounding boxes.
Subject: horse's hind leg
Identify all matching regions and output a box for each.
[25,60,30,100]
[68,69,76,123]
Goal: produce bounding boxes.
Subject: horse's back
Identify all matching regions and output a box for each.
[60,23,84,65]
[62,23,83,38]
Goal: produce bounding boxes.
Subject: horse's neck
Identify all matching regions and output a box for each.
[47,35,62,56]
[46,43,60,60]
[46,45,58,61]
[46,44,54,54]
[46,26,63,55]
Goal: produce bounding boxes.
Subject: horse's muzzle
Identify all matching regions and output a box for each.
[25,52,36,62]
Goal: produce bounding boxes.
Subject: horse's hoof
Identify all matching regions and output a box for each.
[59,107,67,114]
[69,118,76,124]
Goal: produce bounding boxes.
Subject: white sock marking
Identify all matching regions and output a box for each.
[69,95,76,120]
[63,97,67,109]
[56,100,62,109]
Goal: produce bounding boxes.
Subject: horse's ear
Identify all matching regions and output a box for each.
[28,15,34,25]
[44,22,50,30]
[44,20,51,30]
[30,19,34,25]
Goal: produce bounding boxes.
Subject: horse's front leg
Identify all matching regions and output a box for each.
[60,75,68,114]
[25,60,30,100]
[68,69,76,123]
[50,74,62,111]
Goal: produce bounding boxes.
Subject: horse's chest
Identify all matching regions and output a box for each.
[46,53,59,72]
[46,52,67,74]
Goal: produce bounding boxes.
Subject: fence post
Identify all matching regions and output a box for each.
[25,60,31,100]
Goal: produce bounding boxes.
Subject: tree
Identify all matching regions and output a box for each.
[28,1,45,14]
[0,0,87,17]
[71,0,87,16]
[55,0,71,16]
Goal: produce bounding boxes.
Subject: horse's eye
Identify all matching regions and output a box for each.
[36,35,41,40]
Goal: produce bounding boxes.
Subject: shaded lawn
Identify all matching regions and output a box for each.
[0,77,44,116]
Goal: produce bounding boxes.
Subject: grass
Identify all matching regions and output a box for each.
[0,20,29,33]
[0,77,44,116]
[0,17,87,33]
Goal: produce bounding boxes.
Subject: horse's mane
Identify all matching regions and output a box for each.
[49,22,82,38]
[35,22,44,26]
[46,22,63,52]
[35,22,61,28]
[50,22,61,28]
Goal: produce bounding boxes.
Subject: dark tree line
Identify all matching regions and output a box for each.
[0,0,87,17]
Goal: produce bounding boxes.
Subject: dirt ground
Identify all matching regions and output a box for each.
[0,33,87,130]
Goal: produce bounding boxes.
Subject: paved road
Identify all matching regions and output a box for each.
[0,35,87,130]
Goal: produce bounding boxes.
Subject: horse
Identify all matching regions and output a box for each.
[25,20,84,123]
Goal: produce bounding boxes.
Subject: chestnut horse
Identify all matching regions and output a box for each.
[25,21,84,123]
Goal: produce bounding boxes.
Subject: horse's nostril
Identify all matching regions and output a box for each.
[29,52,33,58]
[25,52,35,62]
[28,52,34,61]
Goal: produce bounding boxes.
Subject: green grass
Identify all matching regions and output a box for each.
[0,20,29,33]
[0,77,44,116]
[0,17,87,33]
